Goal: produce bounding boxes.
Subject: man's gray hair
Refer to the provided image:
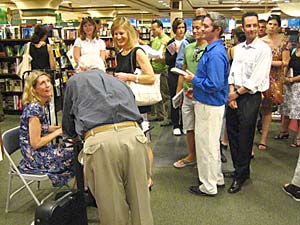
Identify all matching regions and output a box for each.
[207,12,228,36]
[78,54,106,72]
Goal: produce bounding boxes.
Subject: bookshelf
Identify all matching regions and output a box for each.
[0,39,29,113]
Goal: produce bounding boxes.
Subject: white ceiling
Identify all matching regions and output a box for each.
[58,0,296,18]
[1,0,297,20]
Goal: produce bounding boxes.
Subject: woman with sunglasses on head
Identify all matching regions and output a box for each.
[19,71,74,187]
[165,17,187,136]
[258,14,291,150]
[173,16,207,168]
[111,17,155,192]
[73,17,106,68]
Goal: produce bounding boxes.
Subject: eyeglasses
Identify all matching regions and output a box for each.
[193,47,204,62]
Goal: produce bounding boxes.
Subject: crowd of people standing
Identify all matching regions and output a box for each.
[16,8,300,225]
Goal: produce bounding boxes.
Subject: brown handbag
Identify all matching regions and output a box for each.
[263,63,285,105]
[270,80,284,105]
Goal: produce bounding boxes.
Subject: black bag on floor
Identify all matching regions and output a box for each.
[34,141,88,225]
[34,190,86,225]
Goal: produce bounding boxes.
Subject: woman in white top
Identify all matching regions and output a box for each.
[73,17,106,66]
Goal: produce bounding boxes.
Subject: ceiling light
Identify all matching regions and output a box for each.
[231,7,241,11]
[113,4,127,7]
[61,0,72,4]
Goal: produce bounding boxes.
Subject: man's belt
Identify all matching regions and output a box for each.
[84,121,138,141]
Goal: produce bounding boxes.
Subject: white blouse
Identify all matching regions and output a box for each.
[74,37,106,57]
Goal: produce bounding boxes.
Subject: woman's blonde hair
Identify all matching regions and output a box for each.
[111,17,138,51]
[22,70,52,106]
[79,17,98,40]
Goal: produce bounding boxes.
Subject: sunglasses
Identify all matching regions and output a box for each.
[193,47,204,62]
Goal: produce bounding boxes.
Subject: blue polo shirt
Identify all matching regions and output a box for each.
[192,40,229,106]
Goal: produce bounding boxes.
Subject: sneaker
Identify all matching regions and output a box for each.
[282,184,300,201]
[173,128,181,136]
[182,130,187,135]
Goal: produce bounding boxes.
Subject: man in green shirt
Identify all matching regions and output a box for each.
[150,19,171,125]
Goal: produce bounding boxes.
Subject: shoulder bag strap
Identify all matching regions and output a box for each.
[130,47,145,73]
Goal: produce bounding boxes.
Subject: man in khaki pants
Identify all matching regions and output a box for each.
[62,54,153,225]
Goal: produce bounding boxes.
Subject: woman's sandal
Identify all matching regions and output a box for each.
[148,178,153,191]
[257,143,268,150]
[274,131,289,140]
[290,137,300,148]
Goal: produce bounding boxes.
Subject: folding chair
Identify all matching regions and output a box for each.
[2,126,61,213]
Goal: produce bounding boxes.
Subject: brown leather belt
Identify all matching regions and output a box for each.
[84,121,138,141]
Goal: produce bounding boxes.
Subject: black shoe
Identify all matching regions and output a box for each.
[84,190,97,207]
[221,150,227,163]
[189,186,216,197]
[228,179,246,194]
[198,179,225,188]
[282,184,300,201]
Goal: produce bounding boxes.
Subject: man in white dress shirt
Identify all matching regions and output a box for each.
[226,11,272,194]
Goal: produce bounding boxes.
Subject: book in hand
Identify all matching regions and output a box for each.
[170,67,189,77]
[172,89,184,109]
[166,42,176,55]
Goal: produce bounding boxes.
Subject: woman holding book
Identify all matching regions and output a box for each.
[165,18,187,136]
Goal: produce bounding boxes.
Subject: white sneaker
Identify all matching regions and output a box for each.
[182,130,187,135]
[173,128,181,136]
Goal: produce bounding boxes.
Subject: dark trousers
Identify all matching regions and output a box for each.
[168,71,182,129]
[226,92,261,180]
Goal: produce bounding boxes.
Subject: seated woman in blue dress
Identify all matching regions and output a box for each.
[19,70,74,187]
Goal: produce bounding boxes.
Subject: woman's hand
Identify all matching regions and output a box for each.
[114,72,130,81]
[29,117,63,150]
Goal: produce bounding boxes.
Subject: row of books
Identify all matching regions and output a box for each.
[0,62,18,74]
[2,95,23,110]
[0,25,78,40]
[0,79,23,92]
[1,45,24,57]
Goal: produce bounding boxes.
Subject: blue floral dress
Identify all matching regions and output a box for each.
[19,103,74,187]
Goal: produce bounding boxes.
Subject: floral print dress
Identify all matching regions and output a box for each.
[19,103,74,187]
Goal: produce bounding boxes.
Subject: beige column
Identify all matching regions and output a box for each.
[170,0,183,36]
[11,0,61,23]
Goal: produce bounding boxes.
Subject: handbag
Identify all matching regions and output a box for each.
[263,79,284,105]
[127,47,162,106]
[263,65,284,105]
[66,45,77,69]
[127,74,162,106]
[17,42,32,77]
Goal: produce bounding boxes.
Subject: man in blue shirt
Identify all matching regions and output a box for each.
[184,12,229,196]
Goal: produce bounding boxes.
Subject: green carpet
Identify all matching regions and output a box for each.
[0,117,300,225]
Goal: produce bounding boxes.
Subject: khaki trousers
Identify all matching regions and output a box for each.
[292,152,300,187]
[194,102,225,195]
[83,126,153,225]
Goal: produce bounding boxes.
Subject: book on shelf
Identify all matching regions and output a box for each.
[3,95,22,110]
